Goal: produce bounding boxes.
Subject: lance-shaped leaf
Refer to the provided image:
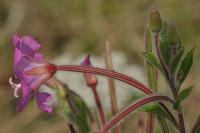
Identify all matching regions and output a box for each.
[173,86,193,110]
[66,93,90,133]
[98,95,174,132]
[177,48,194,85]
[138,103,178,128]
[191,115,200,133]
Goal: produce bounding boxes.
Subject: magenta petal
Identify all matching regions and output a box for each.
[33,53,44,62]
[15,55,43,77]
[35,92,52,113]
[12,35,21,47]
[14,48,23,76]
[22,36,41,51]
[17,81,31,112]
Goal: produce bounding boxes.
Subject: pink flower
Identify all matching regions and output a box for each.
[9,35,56,113]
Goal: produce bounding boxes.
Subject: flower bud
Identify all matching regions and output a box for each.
[167,24,181,56]
[148,8,162,32]
[167,24,180,46]
[81,55,98,88]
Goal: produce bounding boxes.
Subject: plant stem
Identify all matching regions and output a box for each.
[178,112,186,133]
[153,32,186,133]
[98,95,174,132]
[146,114,155,133]
[170,81,186,133]
[57,65,153,95]
[91,86,106,126]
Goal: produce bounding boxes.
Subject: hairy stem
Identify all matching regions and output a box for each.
[98,95,174,132]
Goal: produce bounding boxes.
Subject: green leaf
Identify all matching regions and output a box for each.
[138,103,178,128]
[173,86,193,110]
[177,48,194,85]
[66,92,90,133]
[143,52,162,71]
[170,48,184,75]
[179,86,193,100]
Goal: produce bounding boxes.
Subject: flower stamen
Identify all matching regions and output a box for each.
[9,77,21,98]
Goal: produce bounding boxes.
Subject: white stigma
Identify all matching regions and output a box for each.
[9,77,21,98]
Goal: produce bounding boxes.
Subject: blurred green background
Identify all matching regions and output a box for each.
[0,0,200,132]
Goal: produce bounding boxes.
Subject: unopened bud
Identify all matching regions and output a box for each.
[167,24,181,46]
[81,55,98,88]
[167,24,181,56]
[148,8,162,32]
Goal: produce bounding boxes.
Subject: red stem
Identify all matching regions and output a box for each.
[91,86,106,126]
[98,95,174,133]
[57,65,153,95]
[146,113,155,133]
